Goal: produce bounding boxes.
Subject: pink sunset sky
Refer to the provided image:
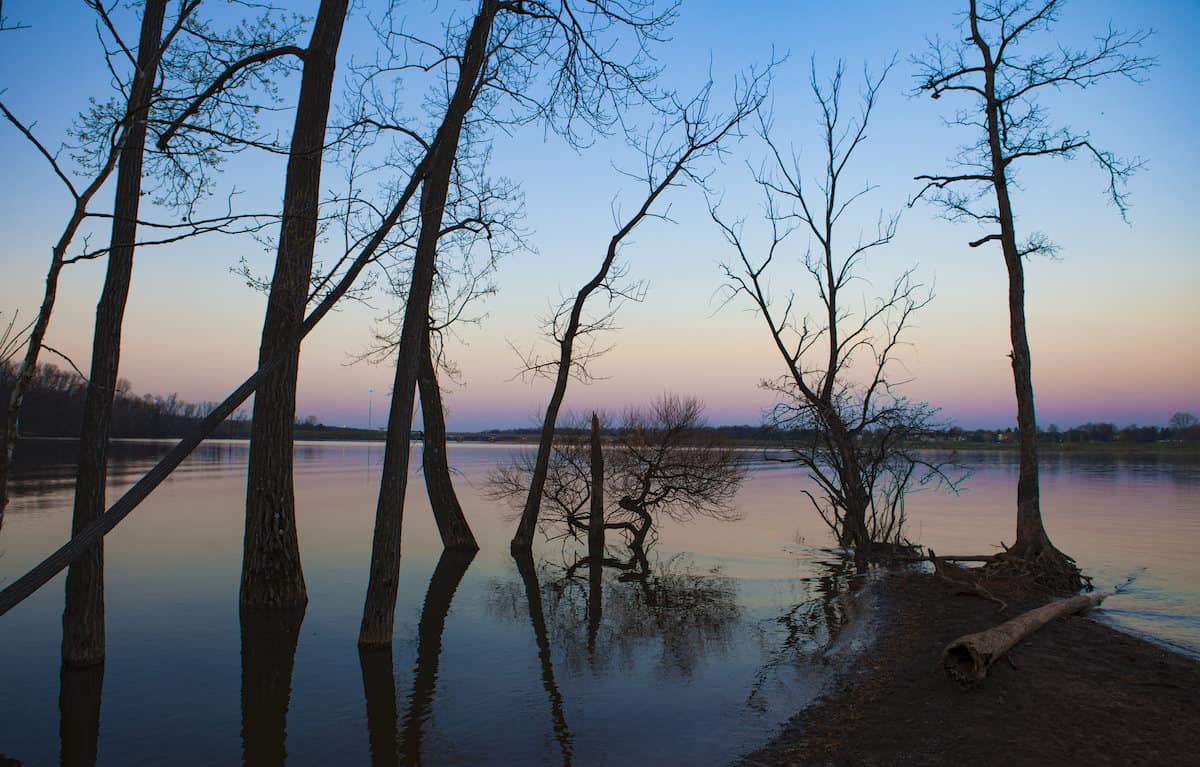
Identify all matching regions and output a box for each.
[1,0,1196,431]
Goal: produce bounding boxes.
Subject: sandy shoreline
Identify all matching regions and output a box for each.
[738,570,1200,766]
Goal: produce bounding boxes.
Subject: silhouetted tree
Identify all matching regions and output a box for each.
[1169,412,1198,433]
[240,0,349,610]
[711,62,955,569]
[492,395,746,551]
[914,0,1152,588]
[61,0,169,670]
[361,0,680,647]
[359,0,500,648]
[0,0,298,519]
[510,74,770,553]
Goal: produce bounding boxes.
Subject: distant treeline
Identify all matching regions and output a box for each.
[5,361,1196,446]
[0,362,250,439]
[468,421,1200,446]
[945,422,1200,445]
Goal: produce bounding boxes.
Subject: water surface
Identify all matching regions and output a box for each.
[0,440,1195,765]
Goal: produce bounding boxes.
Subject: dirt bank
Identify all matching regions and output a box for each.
[740,570,1200,766]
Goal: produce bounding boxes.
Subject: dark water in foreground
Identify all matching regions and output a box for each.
[0,440,1196,765]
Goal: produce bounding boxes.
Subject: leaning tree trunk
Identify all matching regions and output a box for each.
[943,591,1106,686]
[61,0,167,669]
[417,334,477,550]
[242,0,348,609]
[358,0,496,648]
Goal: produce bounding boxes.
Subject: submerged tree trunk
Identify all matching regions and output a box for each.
[358,1,496,648]
[417,336,477,550]
[61,0,167,669]
[242,0,348,609]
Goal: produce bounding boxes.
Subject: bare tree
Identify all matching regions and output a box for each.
[0,0,301,520]
[61,0,171,670]
[353,135,524,552]
[359,0,679,647]
[491,394,746,552]
[509,73,770,553]
[711,62,955,570]
[358,0,502,648]
[914,0,1152,588]
[0,8,441,622]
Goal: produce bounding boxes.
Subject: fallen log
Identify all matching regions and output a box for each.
[943,591,1107,687]
[928,549,1006,611]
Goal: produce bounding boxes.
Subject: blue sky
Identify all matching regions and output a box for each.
[1,0,1196,430]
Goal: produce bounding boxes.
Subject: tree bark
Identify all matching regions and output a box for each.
[942,591,1106,686]
[242,0,348,609]
[358,0,496,648]
[417,335,477,550]
[60,0,168,669]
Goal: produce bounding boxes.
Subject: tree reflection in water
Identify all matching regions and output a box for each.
[747,552,862,710]
[490,543,741,681]
[58,662,103,767]
[239,605,305,767]
[359,548,476,767]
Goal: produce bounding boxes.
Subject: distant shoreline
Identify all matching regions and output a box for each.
[16,431,1200,456]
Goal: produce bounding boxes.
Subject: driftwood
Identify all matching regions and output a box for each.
[943,591,1107,687]
[928,550,1007,611]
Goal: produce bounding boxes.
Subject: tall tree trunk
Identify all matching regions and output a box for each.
[239,606,306,767]
[61,0,168,669]
[242,0,348,609]
[974,22,1053,560]
[417,335,477,550]
[358,0,497,648]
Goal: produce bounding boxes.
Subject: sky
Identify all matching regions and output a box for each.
[1,0,1197,432]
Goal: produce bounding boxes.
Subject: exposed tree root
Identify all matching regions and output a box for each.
[928,550,1007,612]
[984,539,1088,594]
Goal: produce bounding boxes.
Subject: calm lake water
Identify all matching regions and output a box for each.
[0,440,1196,766]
